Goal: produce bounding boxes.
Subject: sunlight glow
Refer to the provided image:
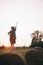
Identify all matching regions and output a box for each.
[0,0,43,47]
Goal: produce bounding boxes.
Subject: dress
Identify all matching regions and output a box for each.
[8,27,16,44]
[10,30,16,44]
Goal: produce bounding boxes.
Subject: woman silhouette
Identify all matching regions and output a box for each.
[8,25,17,47]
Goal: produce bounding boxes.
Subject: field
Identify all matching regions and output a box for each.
[0,47,29,55]
[0,47,30,60]
[0,47,43,65]
[0,47,30,65]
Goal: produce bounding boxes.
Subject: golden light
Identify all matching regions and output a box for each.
[0,0,43,47]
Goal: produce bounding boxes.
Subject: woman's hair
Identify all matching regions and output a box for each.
[11,26,15,29]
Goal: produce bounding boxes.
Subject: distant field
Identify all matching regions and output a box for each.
[0,47,30,56]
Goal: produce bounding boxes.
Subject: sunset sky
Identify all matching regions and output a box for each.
[0,0,43,47]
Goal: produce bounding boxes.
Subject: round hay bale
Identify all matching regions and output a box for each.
[34,47,43,64]
[25,48,40,65]
[0,53,25,65]
[34,47,43,53]
[25,48,43,65]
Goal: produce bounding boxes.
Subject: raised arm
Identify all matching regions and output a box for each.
[15,22,17,30]
[15,22,17,28]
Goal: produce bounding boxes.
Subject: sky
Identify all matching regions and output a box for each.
[0,0,43,47]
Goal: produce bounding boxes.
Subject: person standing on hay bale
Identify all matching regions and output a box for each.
[8,23,17,48]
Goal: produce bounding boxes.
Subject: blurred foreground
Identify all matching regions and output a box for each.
[0,46,43,65]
